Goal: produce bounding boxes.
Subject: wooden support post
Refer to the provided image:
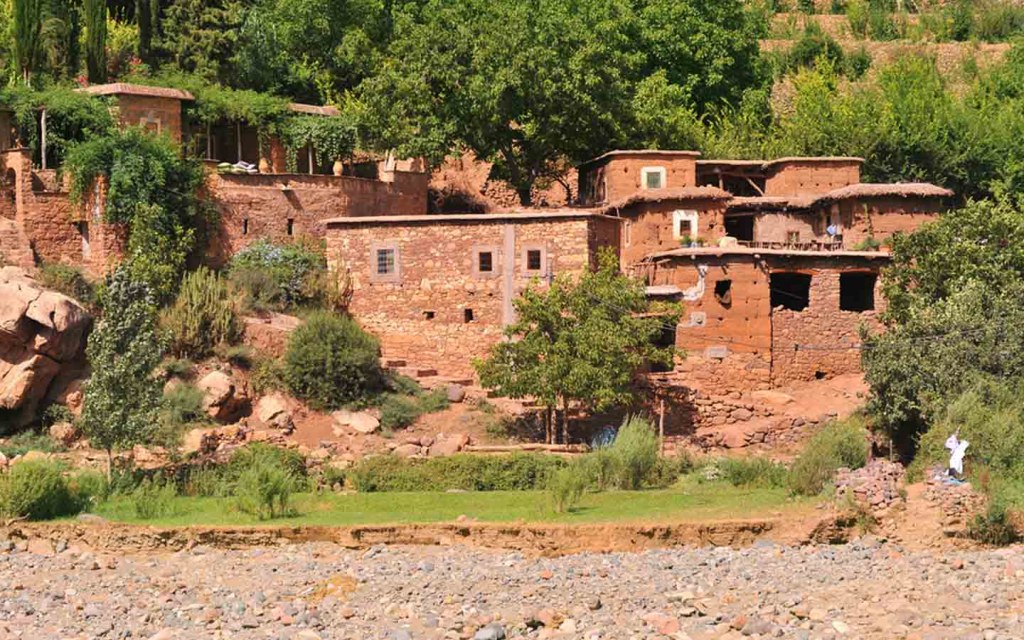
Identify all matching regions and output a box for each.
[236,122,242,163]
[308,146,314,175]
[206,123,212,159]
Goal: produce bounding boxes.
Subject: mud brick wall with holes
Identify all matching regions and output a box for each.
[763,160,862,197]
[616,199,728,265]
[642,251,887,393]
[204,169,430,267]
[836,196,944,248]
[325,214,620,378]
[578,153,699,206]
[112,95,186,143]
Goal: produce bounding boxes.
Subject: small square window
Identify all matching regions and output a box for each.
[287,219,295,236]
[242,219,249,235]
[423,310,435,320]
[526,249,542,271]
[786,230,800,245]
[376,248,396,275]
[478,251,494,273]
[464,308,474,323]
[642,166,665,190]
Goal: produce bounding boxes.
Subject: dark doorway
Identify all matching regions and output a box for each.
[770,272,811,311]
[725,215,755,242]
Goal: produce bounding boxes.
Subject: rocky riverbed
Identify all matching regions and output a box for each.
[1,538,1022,640]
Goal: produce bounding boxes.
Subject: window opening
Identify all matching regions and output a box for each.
[839,272,876,312]
[770,273,811,311]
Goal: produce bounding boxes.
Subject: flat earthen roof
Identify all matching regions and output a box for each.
[78,83,194,100]
[697,157,865,170]
[645,246,891,260]
[579,149,702,169]
[815,182,954,202]
[288,103,341,117]
[601,186,732,214]
[324,211,618,226]
[727,196,815,210]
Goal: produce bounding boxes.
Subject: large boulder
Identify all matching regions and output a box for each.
[332,409,380,435]
[0,268,91,428]
[197,370,250,423]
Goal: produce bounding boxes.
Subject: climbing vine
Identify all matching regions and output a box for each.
[280,114,357,168]
[2,85,115,168]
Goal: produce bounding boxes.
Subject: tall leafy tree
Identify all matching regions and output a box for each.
[158,0,249,82]
[81,268,163,478]
[475,250,677,443]
[83,0,106,82]
[13,0,44,83]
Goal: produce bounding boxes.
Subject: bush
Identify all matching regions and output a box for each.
[0,460,79,520]
[283,312,384,410]
[844,47,872,80]
[130,476,179,520]
[228,238,326,310]
[349,453,566,492]
[251,356,286,395]
[787,24,845,72]
[217,344,254,369]
[788,417,869,496]
[0,430,64,457]
[379,394,423,431]
[578,448,619,492]
[548,464,587,513]
[719,457,788,488]
[234,458,295,519]
[162,267,240,359]
[67,468,108,506]
[182,465,230,498]
[161,358,194,379]
[156,383,209,447]
[610,416,660,490]
[225,443,307,485]
[967,502,1019,546]
[38,263,95,305]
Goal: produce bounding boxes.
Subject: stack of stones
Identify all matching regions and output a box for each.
[924,467,986,532]
[834,459,906,511]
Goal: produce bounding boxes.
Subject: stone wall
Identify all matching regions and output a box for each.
[325,214,617,377]
[764,160,861,197]
[0,218,32,269]
[205,168,429,266]
[643,251,887,393]
[579,153,699,205]
[430,151,576,212]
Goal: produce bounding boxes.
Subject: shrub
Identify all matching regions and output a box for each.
[719,457,788,489]
[161,358,194,379]
[349,453,566,492]
[182,466,230,498]
[38,263,95,305]
[379,394,423,431]
[787,24,845,72]
[844,47,872,80]
[40,404,74,428]
[217,344,254,369]
[967,501,1019,545]
[610,416,660,490]
[225,443,307,485]
[283,312,384,410]
[0,430,64,457]
[579,448,620,491]
[162,267,240,359]
[228,238,326,310]
[67,468,108,506]
[251,356,286,395]
[846,0,869,37]
[548,464,587,513]
[788,417,869,496]
[131,476,179,520]
[234,458,295,519]
[156,383,209,447]
[0,460,79,520]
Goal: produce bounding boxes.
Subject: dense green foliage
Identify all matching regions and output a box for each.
[0,460,81,520]
[476,250,678,443]
[80,269,163,468]
[83,0,106,82]
[5,86,115,168]
[37,263,95,306]
[862,199,1024,451]
[162,267,240,358]
[64,128,205,301]
[283,312,384,410]
[608,415,661,490]
[349,453,568,493]
[378,389,449,431]
[787,417,869,496]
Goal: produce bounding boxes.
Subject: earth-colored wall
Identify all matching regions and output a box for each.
[619,200,727,266]
[113,95,186,143]
[764,160,861,197]
[579,154,699,206]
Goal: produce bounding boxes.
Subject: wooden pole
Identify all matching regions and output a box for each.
[236,121,243,163]
[40,109,47,170]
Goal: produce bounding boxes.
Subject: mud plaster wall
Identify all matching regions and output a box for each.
[579,154,698,206]
[430,151,576,212]
[205,169,429,267]
[646,254,886,393]
[839,197,943,247]
[764,161,861,197]
[751,211,825,244]
[112,95,185,143]
[326,217,612,377]
[618,200,727,266]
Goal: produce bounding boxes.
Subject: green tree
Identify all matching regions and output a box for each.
[862,198,1024,455]
[158,0,248,82]
[83,0,106,82]
[475,250,678,443]
[81,269,163,478]
[13,0,44,82]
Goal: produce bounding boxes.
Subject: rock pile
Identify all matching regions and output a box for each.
[834,459,906,511]
[924,468,987,533]
[0,266,90,427]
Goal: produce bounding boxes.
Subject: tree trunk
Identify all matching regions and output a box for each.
[515,183,533,207]
[544,406,553,445]
[561,398,570,444]
[105,448,113,483]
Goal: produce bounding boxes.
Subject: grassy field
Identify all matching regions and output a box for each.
[85,477,811,528]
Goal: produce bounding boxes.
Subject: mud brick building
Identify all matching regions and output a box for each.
[325,212,620,377]
[0,83,429,274]
[324,149,952,403]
